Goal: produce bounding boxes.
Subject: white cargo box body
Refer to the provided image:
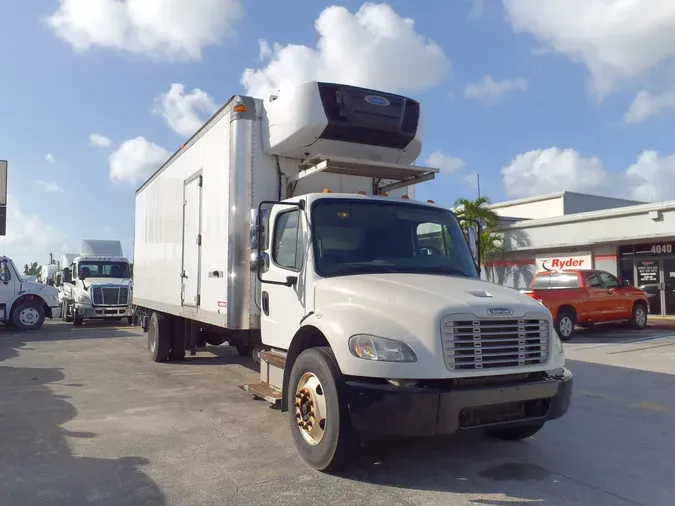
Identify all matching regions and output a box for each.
[133,81,435,330]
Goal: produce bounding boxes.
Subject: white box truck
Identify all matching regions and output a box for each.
[132,81,572,472]
[61,240,133,325]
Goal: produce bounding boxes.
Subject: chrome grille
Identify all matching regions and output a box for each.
[91,286,130,306]
[441,318,550,371]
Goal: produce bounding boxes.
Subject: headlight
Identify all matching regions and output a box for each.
[77,294,91,304]
[348,334,417,362]
[46,293,57,301]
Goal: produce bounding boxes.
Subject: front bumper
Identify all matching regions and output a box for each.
[75,304,131,318]
[344,368,573,436]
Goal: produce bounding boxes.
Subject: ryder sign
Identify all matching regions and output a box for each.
[536,252,592,272]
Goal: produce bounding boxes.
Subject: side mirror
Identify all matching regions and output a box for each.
[467,225,479,264]
[79,273,86,281]
[63,268,72,283]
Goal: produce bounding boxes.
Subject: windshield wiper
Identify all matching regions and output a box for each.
[332,263,400,275]
[417,266,470,277]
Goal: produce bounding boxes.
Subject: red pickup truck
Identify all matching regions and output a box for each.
[521,269,649,341]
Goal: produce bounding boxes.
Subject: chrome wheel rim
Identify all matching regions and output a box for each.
[19,308,40,327]
[294,372,327,445]
[636,308,647,327]
[559,316,573,337]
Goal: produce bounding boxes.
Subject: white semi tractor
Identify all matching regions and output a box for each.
[61,240,133,326]
[132,81,572,471]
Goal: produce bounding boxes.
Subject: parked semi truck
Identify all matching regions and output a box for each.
[61,240,133,326]
[132,81,572,471]
[0,256,60,330]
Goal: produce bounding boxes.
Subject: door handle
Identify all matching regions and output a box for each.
[262,291,269,316]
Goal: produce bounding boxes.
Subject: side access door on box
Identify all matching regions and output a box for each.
[181,173,203,307]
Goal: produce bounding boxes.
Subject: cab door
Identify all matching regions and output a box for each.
[598,271,630,319]
[0,258,17,319]
[582,271,610,320]
[259,205,308,350]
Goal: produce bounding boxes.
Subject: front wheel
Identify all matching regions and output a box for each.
[630,302,648,330]
[485,423,545,441]
[287,347,356,472]
[555,310,576,341]
[11,302,46,330]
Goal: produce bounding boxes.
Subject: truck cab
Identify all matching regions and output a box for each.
[60,241,133,326]
[0,256,60,330]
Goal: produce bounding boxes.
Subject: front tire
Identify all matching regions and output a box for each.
[555,309,576,341]
[287,347,356,472]
[11,301,46,330]
[630,302,648,330]
[485,423,545,441]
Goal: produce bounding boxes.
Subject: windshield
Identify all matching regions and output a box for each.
[311,199,478,278]
[78,261,130,279]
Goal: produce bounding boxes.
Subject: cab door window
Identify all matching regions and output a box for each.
[599,272,621,288]
[0,259,11,283]
[272,210,304,271]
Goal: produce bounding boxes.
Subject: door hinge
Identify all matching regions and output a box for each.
[198,175,203,187]
[196,234,202,246]
[195,294,200,306]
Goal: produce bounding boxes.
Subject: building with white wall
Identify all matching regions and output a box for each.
[487,191,675,316]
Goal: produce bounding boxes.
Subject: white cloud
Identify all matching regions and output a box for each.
[45,153,55,164]
[625,88,675,123]
[109,136,171,184]
[153,83,218,137]
[37,181,62,193]
[501,147,675,202]
[464,75,527,102]
[89,133,112,148]
[426,150,464,173]
[1,194,69,268]
[501,0,675,96]
[241,3,450,99]
[46,0,243,60]
[624,151,675,202]
[501,147,607,198]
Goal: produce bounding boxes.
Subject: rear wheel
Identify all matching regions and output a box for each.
[11,301,46,330]
[148,312,171,362]
[486,423,545,441]
[168,317,186,361]
[630,302,648,330]
[287,347,356,472]
[554,309,576,341]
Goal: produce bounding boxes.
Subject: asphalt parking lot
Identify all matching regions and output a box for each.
[1,320,675,505]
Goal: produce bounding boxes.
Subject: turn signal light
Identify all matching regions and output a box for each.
[401,195,409,199]
[427,199,435,203]
[233,105,247,112]
[379,192,388,197]
[323,188,332,193]
[358,190,366,195]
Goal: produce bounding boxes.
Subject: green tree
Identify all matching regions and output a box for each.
[453,196,505,275]
[23,262,40,276]
[453,196,500,230]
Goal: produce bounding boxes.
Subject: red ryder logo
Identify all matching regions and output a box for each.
[542,258,587,270]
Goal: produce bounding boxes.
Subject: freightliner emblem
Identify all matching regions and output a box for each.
[487,308,513,316]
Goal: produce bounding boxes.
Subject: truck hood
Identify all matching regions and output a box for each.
[83,278,132,288]
[21,281,59,301]
[314,273,547,319]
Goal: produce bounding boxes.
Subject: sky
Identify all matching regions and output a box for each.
[2,0,675,268]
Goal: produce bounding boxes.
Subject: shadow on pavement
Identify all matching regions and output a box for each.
[334,359,675,505]
[0,335,166,505]
[172,344,259,373]
[567,322,675,344]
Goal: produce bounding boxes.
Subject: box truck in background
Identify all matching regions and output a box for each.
[132,81,572,471]
[60,240,133,326]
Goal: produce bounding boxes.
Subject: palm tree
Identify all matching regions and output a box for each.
[453,197,504,276]
[453,196,500,230]
[23,262,40,276]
